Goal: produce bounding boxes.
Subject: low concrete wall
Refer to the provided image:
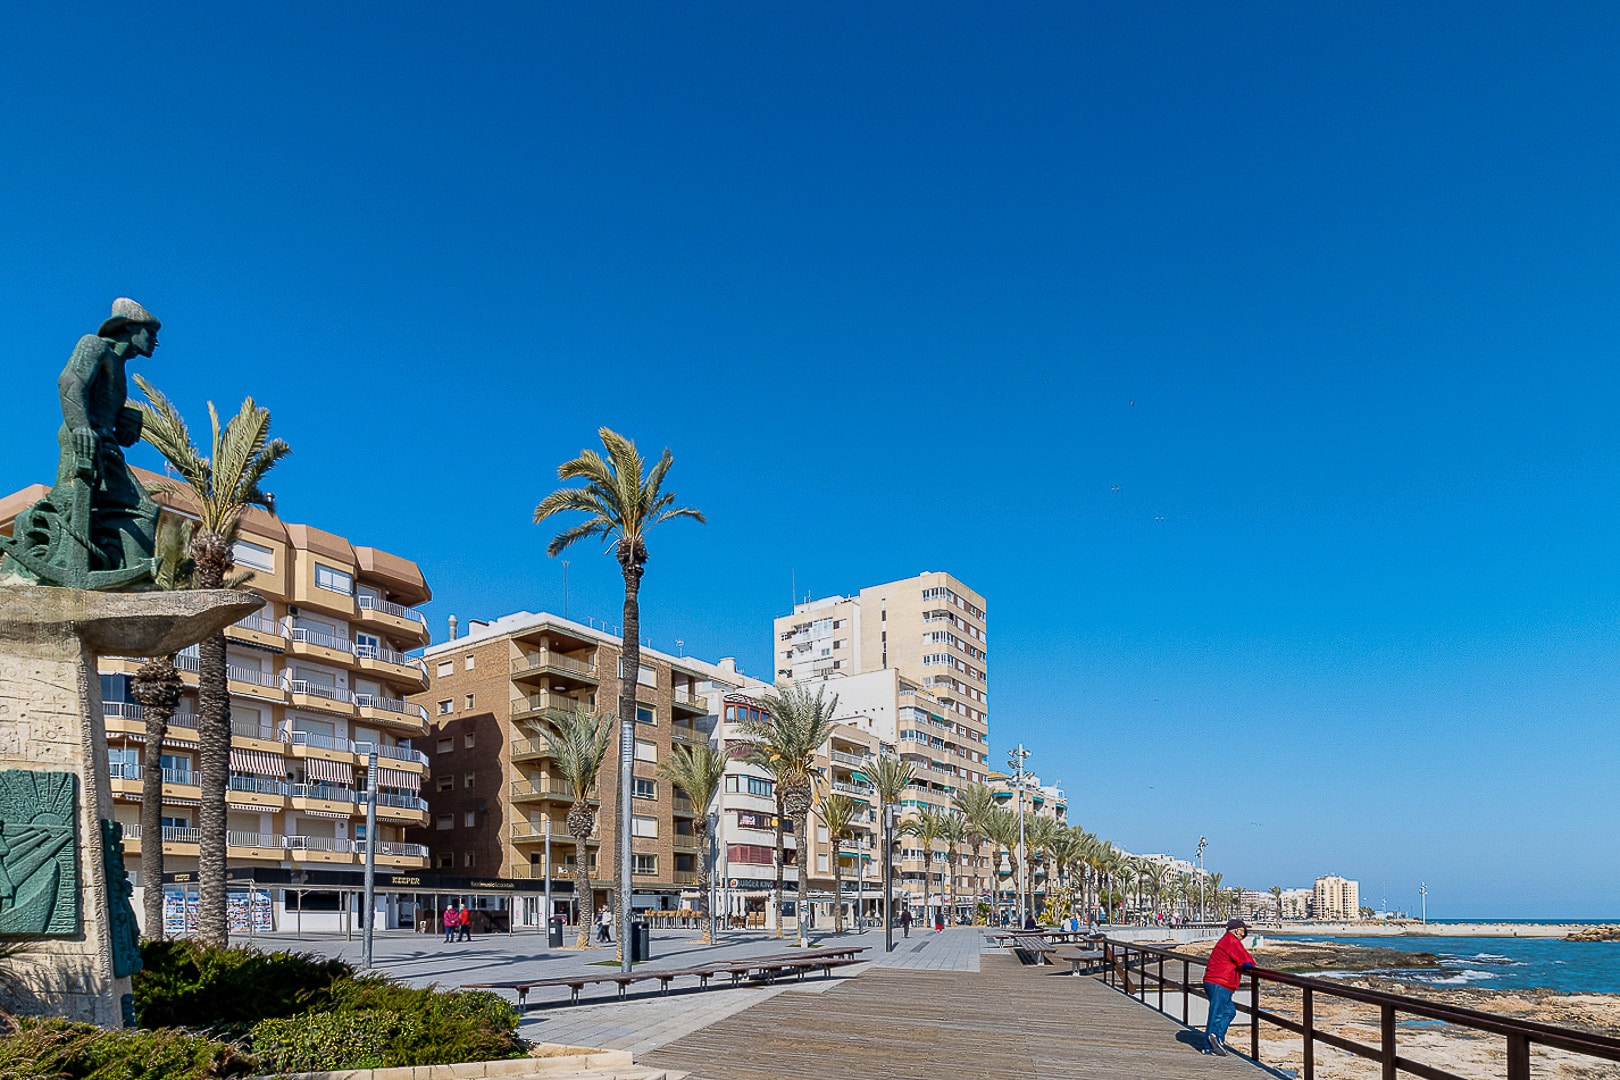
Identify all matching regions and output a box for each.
[262,1048,634,1080]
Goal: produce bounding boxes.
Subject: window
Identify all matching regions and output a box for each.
[817,854,829,872]
[464,732,475,748]
[817,825,829,843]
[436,738,452,754]
[464,773,475,789]
[233,540,274,572]
[636,705,655,725]
[631,815,658,838]
[464,852,477,868]
[463,811,476,827]
[436,815,453,831]
[314,564,353,595]
[465,693,475,710]
[633,739,656,763]
[436,775,453,792]
[632,854,657,875]
[633,778,656,800]
[436,661,453,677]
[464,654,475,670]
[437,700,452,715]
[747,776,773,798]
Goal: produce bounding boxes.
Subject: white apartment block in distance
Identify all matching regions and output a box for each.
[1313,875,1361,920]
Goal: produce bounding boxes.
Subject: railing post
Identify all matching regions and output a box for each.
[1303,987,1314,1080]
[1381,1003,1396,1080]
[1182,957,1189,1025]
[1250,968,1260,1061]
[1506,1033,1530,1080]
[1157,954,1164,1011]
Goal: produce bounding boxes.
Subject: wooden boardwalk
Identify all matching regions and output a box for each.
[642,954,1264,1079]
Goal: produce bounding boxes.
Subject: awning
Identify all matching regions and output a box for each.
[229,749,285,777]
[305,758,354,784]
[376,767,420,792]
[297,809,351,821]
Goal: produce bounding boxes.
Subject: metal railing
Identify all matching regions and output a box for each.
[286,835,352,853]
[228,831,280,849]
[231,719,278,741]
[287,625,356,654]
[830,749,869,767]
[361,790,428,811]
[672,688,705,708]
[228,775,291,797]
[512,777,581,799]
[1098,937,1620,1080]
[832,779,875,797]
[231,612,280,635]
[354,643,428,672]
[510,738,554,759]
[103,702,200,729]
[358,595,427,624]
[355,839,430,858]
[122,824,202,844]
[288,729,348,752]
[671,726,703,745]
[292,783,357,804]
[107,763,196,785]
[228,664,281,688]
[353,694,429,721]
[512,652,596,677]
[352,740,428,765]
[285,678,351,703]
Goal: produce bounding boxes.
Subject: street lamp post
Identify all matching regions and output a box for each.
[883,803,896,953]
[1195,835,1207,924]
[361,749,378,969]
[1008,744,1030,924]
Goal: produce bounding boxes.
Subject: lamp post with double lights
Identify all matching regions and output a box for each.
[1008,744,1031,924]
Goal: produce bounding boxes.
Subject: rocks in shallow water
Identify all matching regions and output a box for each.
[1566,925,1620,942]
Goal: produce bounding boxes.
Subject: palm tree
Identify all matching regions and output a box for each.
[983,807,1021,920]
[814,790,858,933]
[939,809,967,926]
[1205,871,1225,923]
[868,755,914,928]
[130,515,196,940]
[525,706,614,949]
[901,805,951,929]
[1269,885,1285,922]
[952,783,997,923]
[737,683,838,947]
[656,742,727,943]
[134,378,290,946]
[534,427,703,964]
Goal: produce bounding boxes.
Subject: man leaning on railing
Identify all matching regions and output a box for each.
[1203,918,1255,1057]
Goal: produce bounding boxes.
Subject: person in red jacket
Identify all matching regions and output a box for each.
[1203,918,1256,1055]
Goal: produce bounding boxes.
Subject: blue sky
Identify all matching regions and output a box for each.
[4,3,1618,916]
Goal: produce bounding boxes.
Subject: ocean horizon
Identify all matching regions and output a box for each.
[1294,932,1620,995]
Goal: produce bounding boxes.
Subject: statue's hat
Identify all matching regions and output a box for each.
[98,297,160,337]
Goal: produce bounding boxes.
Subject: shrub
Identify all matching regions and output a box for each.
[0,1016,257,1079]
[134,939,351,1034]
[250,1009,415,1073]
[321,978,524,1065]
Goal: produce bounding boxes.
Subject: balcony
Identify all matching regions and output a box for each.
[227,830,285,857]
[360,791,429,821]
[356,595,429,643]
[510,651,598,685]
[832,780,875,801]
[512,823,597,845]
[511,777,588,803]
[354,643,429,690]
[284,678,356,717]
[511,737,553,763]
[673,870,699,886]
[352,740,428,767]
[512,691,584,726]
[231,718,281,746]
[121,823,201,854]
[102,701,200,745]
[290,784,357,816]
[830,749,868,768]
[671,687,706,714]
[227,663,287,702]
[672,792,696,816]
[673,835,700,853]
[355,839,431,863]
[108,763,200,798]
[286,835,355,863]
[671,726,704,746]
[227,774,290,809]
[353,693,429,735]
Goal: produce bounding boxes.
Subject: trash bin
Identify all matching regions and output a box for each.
[631,919,650,962]
[548,915,565,948]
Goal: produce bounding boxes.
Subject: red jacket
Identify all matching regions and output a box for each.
[1204,931,1255,990]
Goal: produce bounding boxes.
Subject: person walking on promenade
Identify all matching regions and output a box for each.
[900,907,912,938]
[442,904,458,944]
[457,903,472,941]
[1203,918,1256,1056]
[597,904,613,944]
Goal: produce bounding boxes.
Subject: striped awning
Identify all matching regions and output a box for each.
[297,809,351,821]
[229,749,284,777]
[376,767,420,792]
[305,758,353,784]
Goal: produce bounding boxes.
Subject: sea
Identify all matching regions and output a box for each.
[1291,920,1620,995]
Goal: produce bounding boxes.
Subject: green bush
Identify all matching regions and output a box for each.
[321,977,524,1065]
[249,1009,415,1072]
[0,1016,257,1079]
[134,939,351,1034]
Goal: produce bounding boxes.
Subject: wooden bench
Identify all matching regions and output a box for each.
[464,946,869,1009]
[1055,949,1106,975]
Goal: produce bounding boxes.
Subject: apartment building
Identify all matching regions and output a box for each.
[773,572,992,924]
[410,611,713,924]
[986,769,1068,915]
[0,472,434,934]
[1313,875,1361,920]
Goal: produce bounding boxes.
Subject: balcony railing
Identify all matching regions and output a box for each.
[174,652,201,674]
[673,870,698,886]
[514,691,583,717]
[352,740,428,766]
[830,749,868,768]
[228,831,280,849]
[360,791,428,812]
[672,793,695,814]
[292,784,357,804]
[107,763,196,785]
[229,775,291,797]
[511,738,553,759]
[358,596,427,625]
[355,840,430,858]
[353,694,429,722]
[103,701,200,730]
[231,720,278,741]
[287,626,355,654]
[672,687,705,708]
[122,824,202,844]
[227,664,281,689]
[671,726,703,745]
[231,612,280,635]
[286,835,352,853]
[512,652,597,678]
[355,643,428,672]
[832,780,875,798]
[289,730,348,752]
[284,678,351,703]
[512,778,580,800]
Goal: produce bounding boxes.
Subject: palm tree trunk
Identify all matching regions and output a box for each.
[192,530,232,946]
[694,817,711,944]
[133,655,181,941]
[771,791,786,938]
[832,846,843,934]
[794,808,811,947]
[572,832,592,949]
[615,562,644,966]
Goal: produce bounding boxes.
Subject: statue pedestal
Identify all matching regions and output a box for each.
[0,585,262,1026]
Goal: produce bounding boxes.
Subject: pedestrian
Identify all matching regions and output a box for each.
[1023,912,1037,931]
[442,904,457,944]
[900,907,912,938]
[597,904,613,944]
[1203,918,1256,1056]
[457,903,472,941]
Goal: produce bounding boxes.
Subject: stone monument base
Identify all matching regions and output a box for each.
[0,585,262,1026]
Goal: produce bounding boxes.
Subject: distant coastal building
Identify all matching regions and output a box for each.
[1313,874,1360,920]
[1282,887,1312,919]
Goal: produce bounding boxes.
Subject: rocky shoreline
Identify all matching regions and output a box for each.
[1165,939,1620,1078]
[1568,925,1620,943]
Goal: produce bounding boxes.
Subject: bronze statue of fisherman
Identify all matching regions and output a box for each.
[0,299,162,590]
